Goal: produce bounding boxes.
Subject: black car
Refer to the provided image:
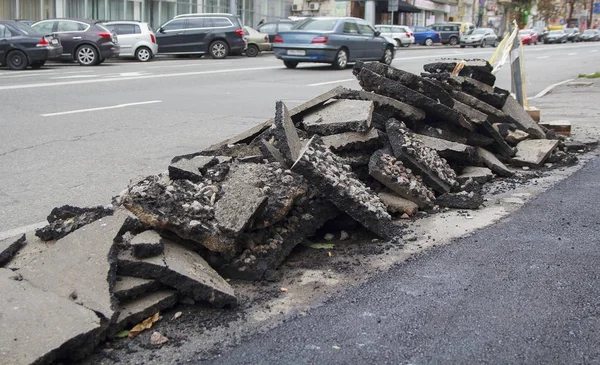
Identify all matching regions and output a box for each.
[155,13,246,59]
[580,29,600,41]
[31,18,119,65]
[544,29,568,44]
[257,19,296,43]
[532,26,548,43]
[0,20,62,70]
[564,27,581,42]
[430,23,460,45]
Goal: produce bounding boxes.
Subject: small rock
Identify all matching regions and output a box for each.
[324,233,335,241]
[522,166,530,170]
[339,231,350,241]
[180,297,196,305]
[150,331,168,345]
[172,312,182,320]
[400,213,410,219]
[280,287,288,293]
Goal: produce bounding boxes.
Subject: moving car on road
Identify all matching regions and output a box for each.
[544,29,568,43]
[460,27,498,48]
[0,20,62,70]
[243,26,270,57]
[518,29,538,45]
[103,21,157,62]
[374,24,415,47]
[31,18,119,65]
[580,29,600,41]
[410,26,441,46]
[155,13,246,59]
[564,27,581,42]
[273,17,395,69]
[430,23,460,46]
[257,19,296,43]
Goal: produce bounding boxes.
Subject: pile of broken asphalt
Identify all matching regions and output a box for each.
[0,59,592,365]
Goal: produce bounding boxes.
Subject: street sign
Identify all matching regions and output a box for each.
[594,2,600,14]
[388,0,399,12]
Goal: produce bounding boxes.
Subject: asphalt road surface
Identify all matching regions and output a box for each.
[1,42,599,234]
[203,152,600,365]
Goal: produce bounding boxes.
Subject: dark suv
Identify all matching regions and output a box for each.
[430,23,460,45]
[31,19,119,65]
[155,13,246,59]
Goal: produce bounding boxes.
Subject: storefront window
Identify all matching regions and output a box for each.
[65,0,86,17]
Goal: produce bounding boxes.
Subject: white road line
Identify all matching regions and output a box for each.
[591,50,598,52]
[0,221,47,241]
[41,100,162,117]
[307,78,355,87]
[146,62,226,69]
[51,75,99,80]
[568,52,577,55]
[529,78,575,100]
[0,65,282,91]
[536,56,549,59]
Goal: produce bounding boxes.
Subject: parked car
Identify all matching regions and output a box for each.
[103,21,157,62]
[410,26,441,46]
[31,18,119,65]
[532,26,548,43]
[564,27,581,42]
[519,29,538,45]
[449,21,475,36]
[243,26,270,57]
[257,19,296,43]
[544,29,568,43]
[14,19,37,27]
[154,13,246,59]
[374,24,414,47]
[580,29,600,41]
[0,20,62,70]
[273,17,395,69]
[430,23,460,45]
[460,27,498,48]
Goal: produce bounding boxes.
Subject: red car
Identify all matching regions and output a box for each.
[519,29,538,45]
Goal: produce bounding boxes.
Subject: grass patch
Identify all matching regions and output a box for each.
[578,72,600,79]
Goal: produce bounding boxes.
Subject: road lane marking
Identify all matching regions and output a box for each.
[568,52,577,55]
[307,78,355,87]
[41,100,162,117]
[536,56,549,59]
[51,75,99,79]
[592,50,598,52]
[529,78,575,100]
[146,62,226,69]
[0,65,282,91]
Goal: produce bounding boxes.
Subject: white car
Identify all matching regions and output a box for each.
[374,24,415,47]
[103,21,158,62]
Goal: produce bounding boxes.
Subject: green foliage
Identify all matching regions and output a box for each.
[578,72,600,79]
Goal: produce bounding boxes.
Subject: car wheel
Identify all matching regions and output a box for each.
[493,40,499,47]
[404,43,410,48]
[332,48,348,70]
[246,44,259,57]
[209,40,229,59]
[283,61,298,69]
[460,45,465,48]
[381,46,393,65]
[424,38,433,46]
[394,38,402,48]
[449,36,458,46]
[135,46,152,62]
[480,40,486,48]
[76,45,98,66]
[6,50,28,70]
[30,61,45,69]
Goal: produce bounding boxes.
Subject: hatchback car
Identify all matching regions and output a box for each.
[103,21,157,62]
[257,20,296,43]
[410,26,441,46]
[0,20,62,70]
[564,28,581,42]
[31,19,119,65]
[243,26,270,57]
[544,29,568,43]
[273,17,395,70]
[518,29,538,45]
[460,27,499,47]
[155,13,245,59]
[581,29,600,41]
[374,24,414,47]
[430,23,460,45]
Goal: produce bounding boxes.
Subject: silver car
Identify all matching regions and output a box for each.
[103,21,157,62]
[375,24,415,47]
[460,28,498,48]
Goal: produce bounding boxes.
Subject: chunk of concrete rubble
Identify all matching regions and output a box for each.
[378,192,419,216]
[258,138,286,165]
[168,155,219,182]
[291,136,395,238]
[108,290,178,338]
[415,124,468,145]
[113,276,163,301]
[335,87,426,124]
[18,211,128,323]
[476,147,513,177]
[413,133,478,163]
[424,59,496,86]
[356,68,474,132]
[335,151,371,167]
[0,233,26,267]
[118,240,236,307]
[273,100,304,163]
[386,119,458,194]
[460,77,509,109]
[0,268,104,365]
[506,129,530,145]
[501,96,546,139]
[35,205,114,241]
[369,149,435,209]
[321,128,382,152]
[130,230,164,259]
[512,139,560,167]
[451,89,509,125]
[436,191,484,210]
[456,166,494,184]
[539,120,571,136]
[302,99,374,135]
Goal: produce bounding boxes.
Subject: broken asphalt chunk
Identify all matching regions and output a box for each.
[436,191,484,210]
[456,166,494,185]
[302,99,374,135]
[476,147,513,177]
[35,205,114,241]
[113,276,163,302]
[168,155,219,182]
[130,230,165,259]
[273,100,304,164]
[413,133,478,164]
[378,192,419,216]
[0,233,26,267]
[321,128,382,152]
[512,139,560,167]
[501,96,546,139]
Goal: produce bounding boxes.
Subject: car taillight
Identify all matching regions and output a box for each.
[36,37,50,47]
[98,32,111,39]
[274,35,283,43]
[405,32,411,37]
[435,32,440,37]
[264,35,268,42]
[235,28,244,37]
[311,36,328,44]
[150,33,156,43]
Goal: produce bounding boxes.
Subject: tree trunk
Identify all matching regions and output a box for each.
[590,0,594,28]
[568,1,575,21]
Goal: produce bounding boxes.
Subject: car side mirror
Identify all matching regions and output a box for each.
[374,31,381,37]
[158,27,165,33]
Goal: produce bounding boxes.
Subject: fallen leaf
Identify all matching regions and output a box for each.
[172,312,182,320]
[115,330,130,338]
[128,312,160,338]
[280,287,288,292]
[328,251,332,257]
[150,331,168,345]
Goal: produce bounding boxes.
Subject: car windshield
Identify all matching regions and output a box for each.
[565,28,575,34]
[548,30,563,35]
[14,21,37,34]
[519,30,531,35]
[583,30,595,34]
[294,18,337,31]
[472,29,486,34]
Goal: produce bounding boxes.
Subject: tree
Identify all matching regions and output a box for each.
[535,0,561,24]
[566,0,578,20]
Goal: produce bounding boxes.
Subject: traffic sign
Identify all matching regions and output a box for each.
[388,0,399,12]
[594,2,600,14]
